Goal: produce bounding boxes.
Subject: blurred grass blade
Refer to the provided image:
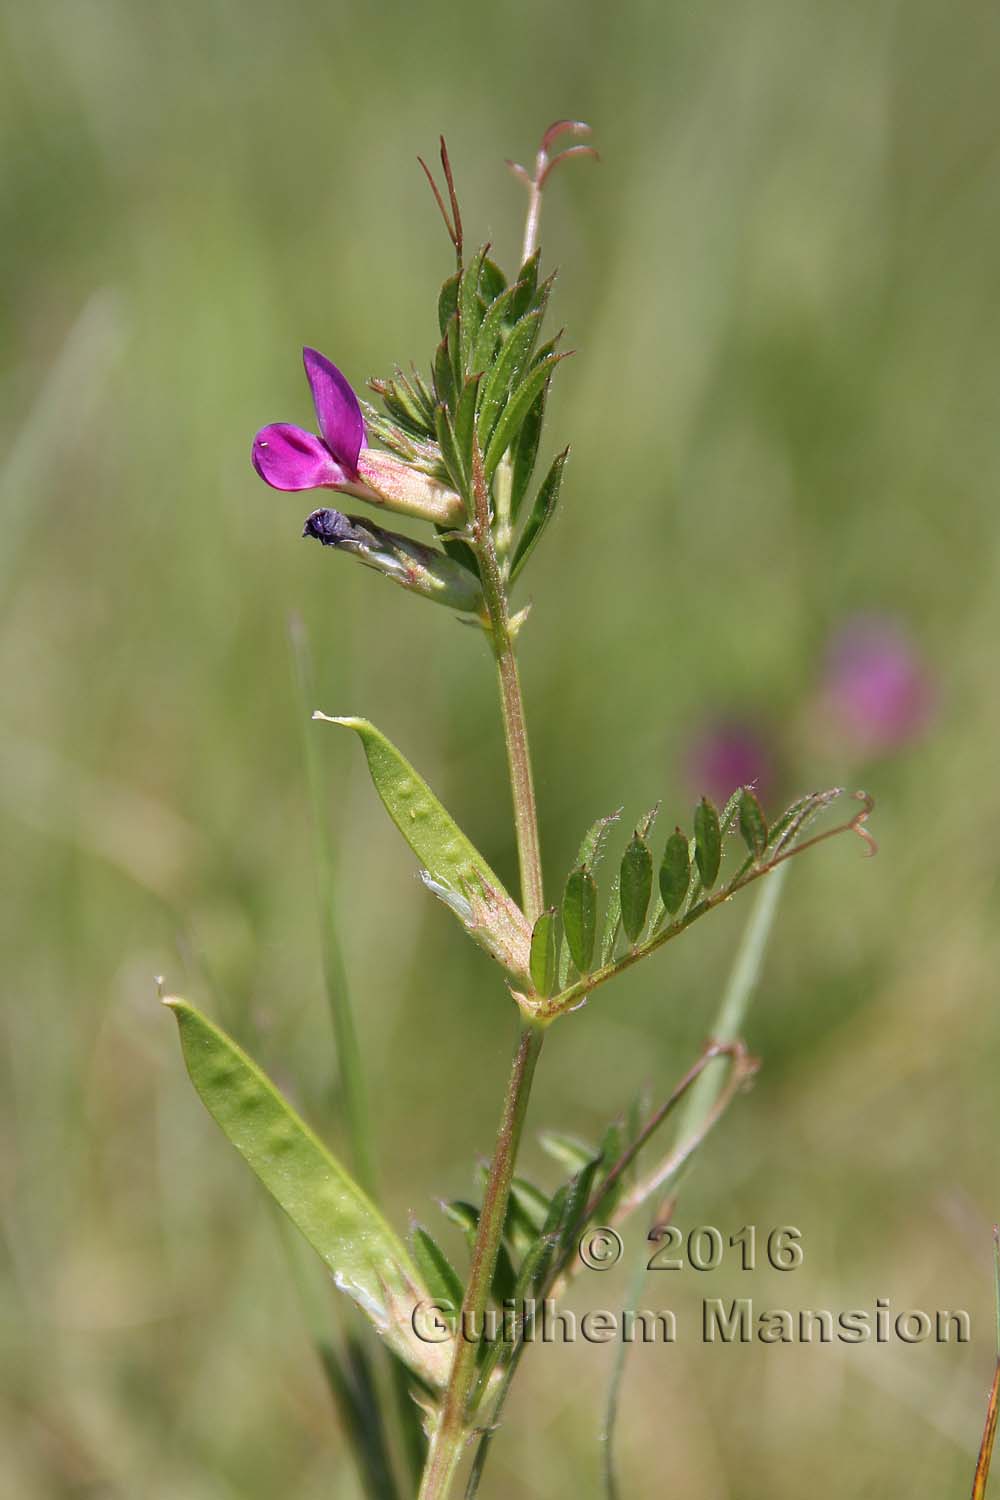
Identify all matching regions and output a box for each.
[674,862,788,1158]
[321,1335,402,1500]
[293,623,415,1493]
[290,618,375,1196]
[971,1227,1000,1500]
[602,1206,672,1500]
[316,713,531,982]
[164,996,452,1389]
[388,1353,427,1494]
[0,290,125,607]
[599,872,789,1496]
[273,1211,400,1500]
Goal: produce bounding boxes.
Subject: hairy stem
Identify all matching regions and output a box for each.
[418,442,547,1500]
[419,1023,544,1499]
[492,645,544,924]
[471,438,544,924]
[521,164,544,265]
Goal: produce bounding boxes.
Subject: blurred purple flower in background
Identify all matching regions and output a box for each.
[822,615,935,755]
[685,720,775,805]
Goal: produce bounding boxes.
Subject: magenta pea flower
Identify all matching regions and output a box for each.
[822,615,935,755]
[685,719,775,805]
[252,348,464,526]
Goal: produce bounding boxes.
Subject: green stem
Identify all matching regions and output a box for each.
[417,441,547,1500]
[419,1022,544,1500]
[521,151,545,264]
[471,437,544,925]
[492,642,544,924]
[672,862,788,1152]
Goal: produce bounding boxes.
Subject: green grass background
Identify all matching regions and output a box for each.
[3,0,999,1494]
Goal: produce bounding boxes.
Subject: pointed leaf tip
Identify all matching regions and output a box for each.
[165,997,451,1388]
[313,710,359,726]
[317,713,532,983]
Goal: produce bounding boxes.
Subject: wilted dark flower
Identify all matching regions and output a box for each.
[303,508,483,614]
[823,616,934,754]
[685,720,774,805]
[253,348,464,525]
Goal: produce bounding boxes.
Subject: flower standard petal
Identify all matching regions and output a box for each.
[252,424,349,491]
[302,348,365,473]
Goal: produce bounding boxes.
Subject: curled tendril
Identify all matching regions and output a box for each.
[849,790,878,857]
[507,120,599,263]
[507,120,599,186]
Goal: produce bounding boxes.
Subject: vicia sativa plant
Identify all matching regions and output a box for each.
[164,123,875,1500]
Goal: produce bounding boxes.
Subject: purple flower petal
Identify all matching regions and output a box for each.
[302,348,365,474]
[252,423,348,491]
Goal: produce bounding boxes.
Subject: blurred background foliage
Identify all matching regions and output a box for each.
[2,0,999,1494]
